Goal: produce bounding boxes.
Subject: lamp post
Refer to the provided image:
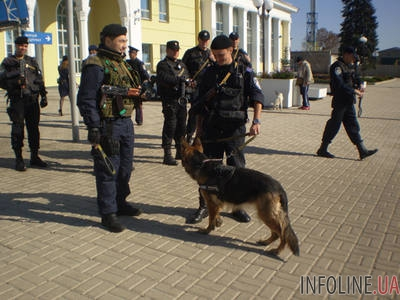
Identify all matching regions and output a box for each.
[253,0,273,75]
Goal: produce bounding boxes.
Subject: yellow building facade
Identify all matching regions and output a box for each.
[1,0,296,87]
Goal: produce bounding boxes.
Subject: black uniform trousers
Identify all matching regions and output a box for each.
[7,95,41,152]
[94,117,134,215]
[198,125,246,208]
[321,101,362,145]
[161,98,187,149]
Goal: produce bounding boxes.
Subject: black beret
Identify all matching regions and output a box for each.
[229,32,239,40]
[166,40,180,50]
[211,35,232,50]
[342,46,355,55]
[100,24,127,38]
[198,30,210,40]
[88,45,98,51]
[62,55,68,62]
[15,36,29,44]
[128,46,139,52]
[296,56,304,63]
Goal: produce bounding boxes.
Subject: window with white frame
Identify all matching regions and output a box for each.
[142,43,152,71]
[159,0,168,22]
[216,4,223,36]
[160,44,166,60]
[5,29,18,56]
[56,0,81,71]
[141,0,151,20]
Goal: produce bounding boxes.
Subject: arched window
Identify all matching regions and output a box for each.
[56,0,81,71]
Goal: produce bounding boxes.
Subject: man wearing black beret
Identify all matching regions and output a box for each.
[0,36,48,171]
[317,46,378,160]
[229,32,251,68]
[78,24,142,232]
[187,34,265,224]
[182,30,215,143]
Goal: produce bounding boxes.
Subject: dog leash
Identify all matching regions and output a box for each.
[201,133,257,156]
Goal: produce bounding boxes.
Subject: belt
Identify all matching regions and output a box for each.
[103,116,130,121]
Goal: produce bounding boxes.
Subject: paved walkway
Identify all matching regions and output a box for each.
[0,79,399,300]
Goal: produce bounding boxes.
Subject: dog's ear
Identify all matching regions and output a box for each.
[193,136,203,153]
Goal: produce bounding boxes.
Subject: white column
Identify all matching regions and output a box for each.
[273,18,281,72]
[265,13,272,74]
[223,3,233,35]
[127,0,143,57]
[253,11,261,74]
[240,8,247,51]
[200,0,215,37]
[77,7,90,60]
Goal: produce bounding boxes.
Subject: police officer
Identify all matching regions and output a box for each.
[229,32,252,68]
[187,34,265,224]
[182,30,215,142]
[317,46,378,160]
[77,24,142,232]
[156,40,190,165]
[126,46,150,125]
[0,36,48,171]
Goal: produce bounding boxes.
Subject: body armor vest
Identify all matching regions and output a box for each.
[1,55,45,98]
[85,49,140,118]
[208,65,246,128]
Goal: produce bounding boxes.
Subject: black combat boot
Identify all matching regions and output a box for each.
[30,150,48,168]
[101,213,125,232]
[356,142,378,160]
[163,148,178,166]
[14,148,26,172]
[231,209,251,223]
[187,195,208,224]
[316,142,335,158]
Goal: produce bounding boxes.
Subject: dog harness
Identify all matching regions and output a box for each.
[198,160,236,198]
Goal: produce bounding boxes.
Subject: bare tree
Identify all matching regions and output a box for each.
[316,28,340,52]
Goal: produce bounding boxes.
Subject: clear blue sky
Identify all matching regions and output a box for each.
[287,0,400,51]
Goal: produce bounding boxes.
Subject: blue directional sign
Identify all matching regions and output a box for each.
[22,31,52,45]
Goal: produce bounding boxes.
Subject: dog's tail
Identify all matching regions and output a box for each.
[284,222,300,256]
[280,190,299,256]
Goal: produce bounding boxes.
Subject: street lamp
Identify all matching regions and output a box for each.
[253,0,273,75]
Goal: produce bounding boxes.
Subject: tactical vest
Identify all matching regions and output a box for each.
[1,55,44,98]
[85,49,140,118]
[208,65,247,128]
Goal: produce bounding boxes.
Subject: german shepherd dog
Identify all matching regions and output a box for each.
[181,137,299,256]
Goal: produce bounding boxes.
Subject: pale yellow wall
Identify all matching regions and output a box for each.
[1,0,200,85]
[0,32,5,59]
[142,0,199,72]
[89,0,121,46]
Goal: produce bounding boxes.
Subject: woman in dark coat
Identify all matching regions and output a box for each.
[58,55,70,116]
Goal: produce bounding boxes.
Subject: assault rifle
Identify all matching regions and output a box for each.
[101,85,140,98]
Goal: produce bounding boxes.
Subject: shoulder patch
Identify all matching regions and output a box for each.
[334,67,342,75]
[253,77,261,90]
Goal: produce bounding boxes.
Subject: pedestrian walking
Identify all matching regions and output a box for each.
[317,46,378,160]
[57,55,69,116]
[77,24,142,232]
[0,36,48,171]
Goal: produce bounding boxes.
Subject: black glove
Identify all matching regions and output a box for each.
[40,96,48,108]
[88,127,101,144]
